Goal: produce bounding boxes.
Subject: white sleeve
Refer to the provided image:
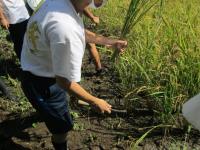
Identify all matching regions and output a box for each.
[46,21,84,82]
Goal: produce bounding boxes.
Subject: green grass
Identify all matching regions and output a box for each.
[0,0,199,136]
[0,1,199,148]
[94,0,200,125]
[0,27,32,114]
[111,0,159,60]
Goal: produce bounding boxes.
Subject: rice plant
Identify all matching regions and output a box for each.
[111,0,159,61]
[92,0,200,125]
[115,0,200,124]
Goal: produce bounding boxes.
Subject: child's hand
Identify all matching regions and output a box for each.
[92,16,100,24]
[114,40,128,53]
[106,40,128,54]
[0,18,9,29]
[93,98,112,114]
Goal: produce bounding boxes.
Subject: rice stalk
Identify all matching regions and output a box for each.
[111,0,159,61]
[131,124,173,149]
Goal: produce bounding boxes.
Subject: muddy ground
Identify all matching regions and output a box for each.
[1,40,200,150]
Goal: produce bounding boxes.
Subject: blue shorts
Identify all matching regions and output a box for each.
[21,71,73,134]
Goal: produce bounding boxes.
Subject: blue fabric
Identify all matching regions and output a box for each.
[21,71,73,134]
[8,19,28,60]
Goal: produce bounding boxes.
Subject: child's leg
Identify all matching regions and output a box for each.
[21,71,73,150]
[52,133,68,150]
[87,43,102,71]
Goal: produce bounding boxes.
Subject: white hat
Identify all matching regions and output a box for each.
[89,0,107,9]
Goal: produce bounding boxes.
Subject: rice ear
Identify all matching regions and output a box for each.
[111,0,159,61]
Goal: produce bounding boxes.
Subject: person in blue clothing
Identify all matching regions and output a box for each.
[0,0,30,60]
[20,0,127,150]
[0,1,29,100]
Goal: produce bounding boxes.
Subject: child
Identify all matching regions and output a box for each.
[0,0,30,60]
[27,0,104,74]
[20,0,126,149]
[84,7,103,74]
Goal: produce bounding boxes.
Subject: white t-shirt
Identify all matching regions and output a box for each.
[1,0,30,24]
[21,0,85,82]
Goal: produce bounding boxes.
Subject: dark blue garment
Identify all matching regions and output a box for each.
[8,19,28,60]
[21,71,73,134]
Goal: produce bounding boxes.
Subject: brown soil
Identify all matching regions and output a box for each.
[1,47,200,150]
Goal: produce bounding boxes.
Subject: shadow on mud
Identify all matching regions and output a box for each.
[0,112,41,150]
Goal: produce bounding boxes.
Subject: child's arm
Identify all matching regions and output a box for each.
[0,3,9,29]
[85,29,127,54]
[84,7,99,24]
